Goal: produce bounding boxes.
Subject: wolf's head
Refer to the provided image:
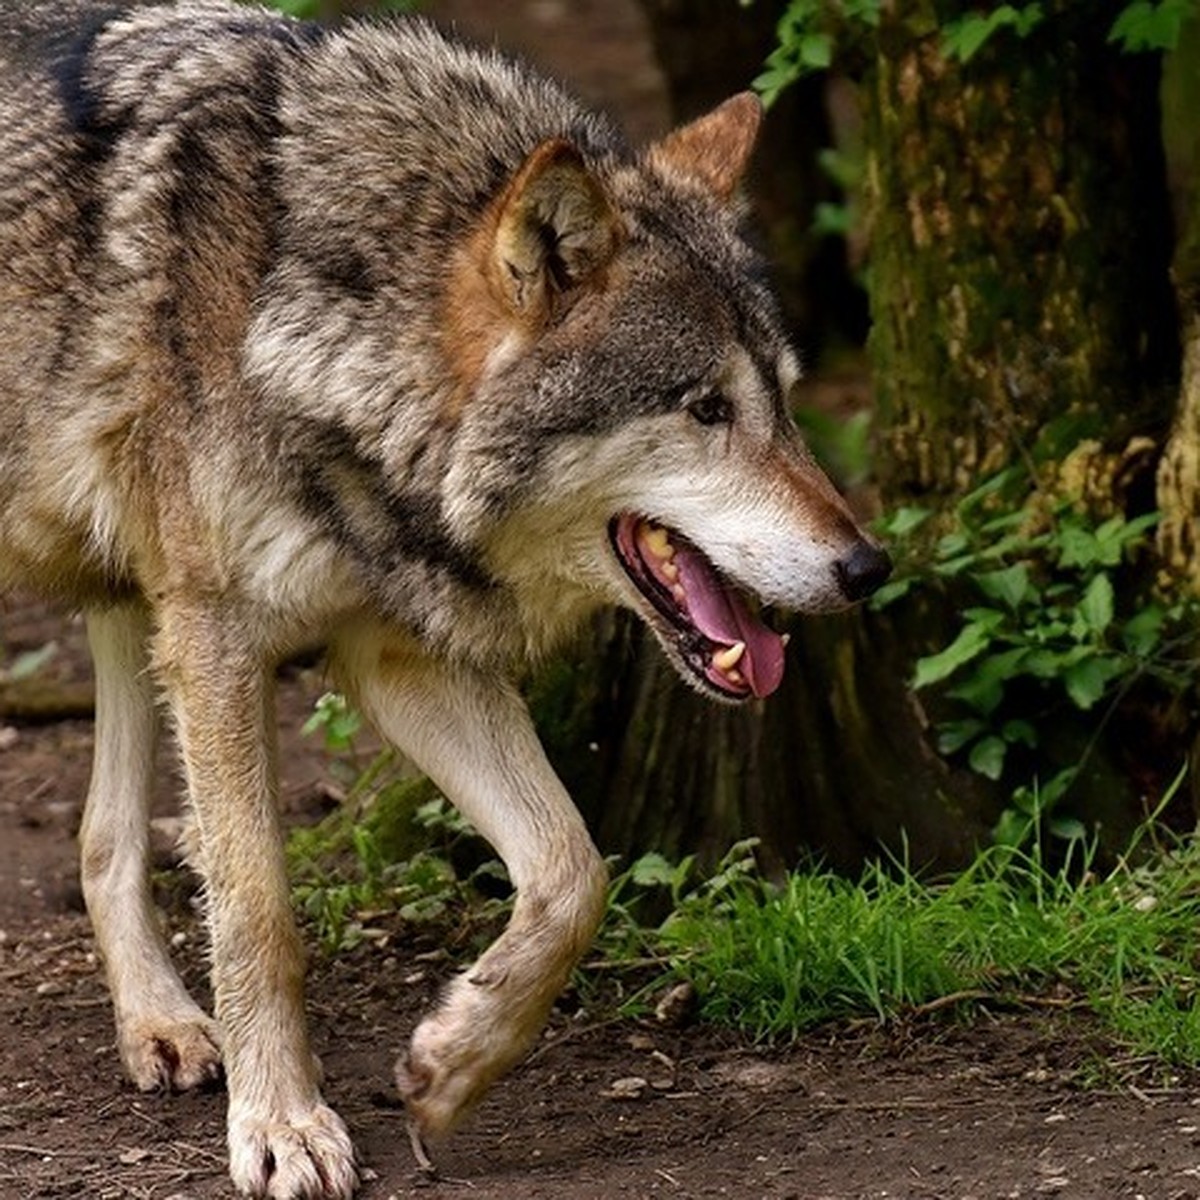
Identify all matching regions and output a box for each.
[440,94,890,702]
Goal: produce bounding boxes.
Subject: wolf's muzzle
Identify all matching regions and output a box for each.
[835,540,892,603]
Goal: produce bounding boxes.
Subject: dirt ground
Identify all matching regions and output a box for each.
[5,599,1200,1200]
[6,2,1200,1199]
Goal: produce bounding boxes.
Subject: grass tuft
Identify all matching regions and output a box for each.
[601,829,1200,1064]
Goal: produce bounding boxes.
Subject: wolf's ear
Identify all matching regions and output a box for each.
[647,92,762,201]
[492,140,621,320]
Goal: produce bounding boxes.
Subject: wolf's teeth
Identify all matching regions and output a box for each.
[661,560,679,582]
[727,669,744,685]
[712,642,746,672]
[642,523,673,560]
[781,633,791,647]
[672,583,687,604]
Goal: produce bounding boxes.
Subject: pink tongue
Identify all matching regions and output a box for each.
[673,544,786,698]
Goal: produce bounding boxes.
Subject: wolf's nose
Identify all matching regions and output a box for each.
[835,541,892,602]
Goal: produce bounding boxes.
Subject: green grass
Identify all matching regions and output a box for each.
[619,833,1200,1064]
[289,720,1200,1068]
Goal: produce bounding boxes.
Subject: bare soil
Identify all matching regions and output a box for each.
[5,3,1200,1198]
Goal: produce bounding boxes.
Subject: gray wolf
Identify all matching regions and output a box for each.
[0,2,890,1196]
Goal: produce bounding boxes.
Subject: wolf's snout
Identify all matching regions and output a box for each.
[834,540,892,602]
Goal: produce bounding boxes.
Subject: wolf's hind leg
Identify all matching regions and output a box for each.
[80,604,222,1092]
[333,632,609,1143]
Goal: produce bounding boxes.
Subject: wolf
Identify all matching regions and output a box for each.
[0,2,890,1196]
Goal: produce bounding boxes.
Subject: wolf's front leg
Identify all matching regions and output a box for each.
[154,606,357,1200]
[333,632,609,1143]
[80,605,222,1092]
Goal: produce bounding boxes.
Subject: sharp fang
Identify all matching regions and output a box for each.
[712,642,746,672]
[781,633,791,647]
[641,523,674,560]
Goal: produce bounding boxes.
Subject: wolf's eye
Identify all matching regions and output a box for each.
[687,393,733,426]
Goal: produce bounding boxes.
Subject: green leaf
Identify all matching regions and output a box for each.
[969,735,1007,780]
[1063,655,1125,710]
[1122,605,1166,657]
[1078,573,1115,635]
[1040,766,1079,808]
[941,4,1043,63]
[936,718,987,754]
[629,852,677,888]
[912,622,992,689]
[1048,816,1088,842]
[975,563,1032,610]
[1056,524,1100,568]
[1109,0,1194,51]
[993,808,1034,849]
[1001,719,1038,748]
[868,576,917,609]
[799,31,833,69]
[946,647,1029,715]
[881,505,932,538]
[935,531,971,559]
[813,201,853,236]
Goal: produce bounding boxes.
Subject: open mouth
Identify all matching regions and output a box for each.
[608,513,786,700]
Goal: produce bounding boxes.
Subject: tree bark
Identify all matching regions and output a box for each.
[865,2,1177,504]
[1155,19,1200,588]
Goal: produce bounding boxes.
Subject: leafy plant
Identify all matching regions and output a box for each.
[940,4,1044,63]
[874,468,1198,848]
[1109,0,1198,51]
[757,0,1198,107]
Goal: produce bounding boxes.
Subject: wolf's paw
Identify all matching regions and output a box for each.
[120,1011,223,1092]
[396,988,536,1140]
[228,1102,358,1200]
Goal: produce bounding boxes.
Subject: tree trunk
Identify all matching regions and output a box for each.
[532,604,995,877]
[865,2,1177,504]
[1155,18,1200,589]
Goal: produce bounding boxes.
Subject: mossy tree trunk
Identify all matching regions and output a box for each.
[866,3,1177,503]
[1156,20,1200,588]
